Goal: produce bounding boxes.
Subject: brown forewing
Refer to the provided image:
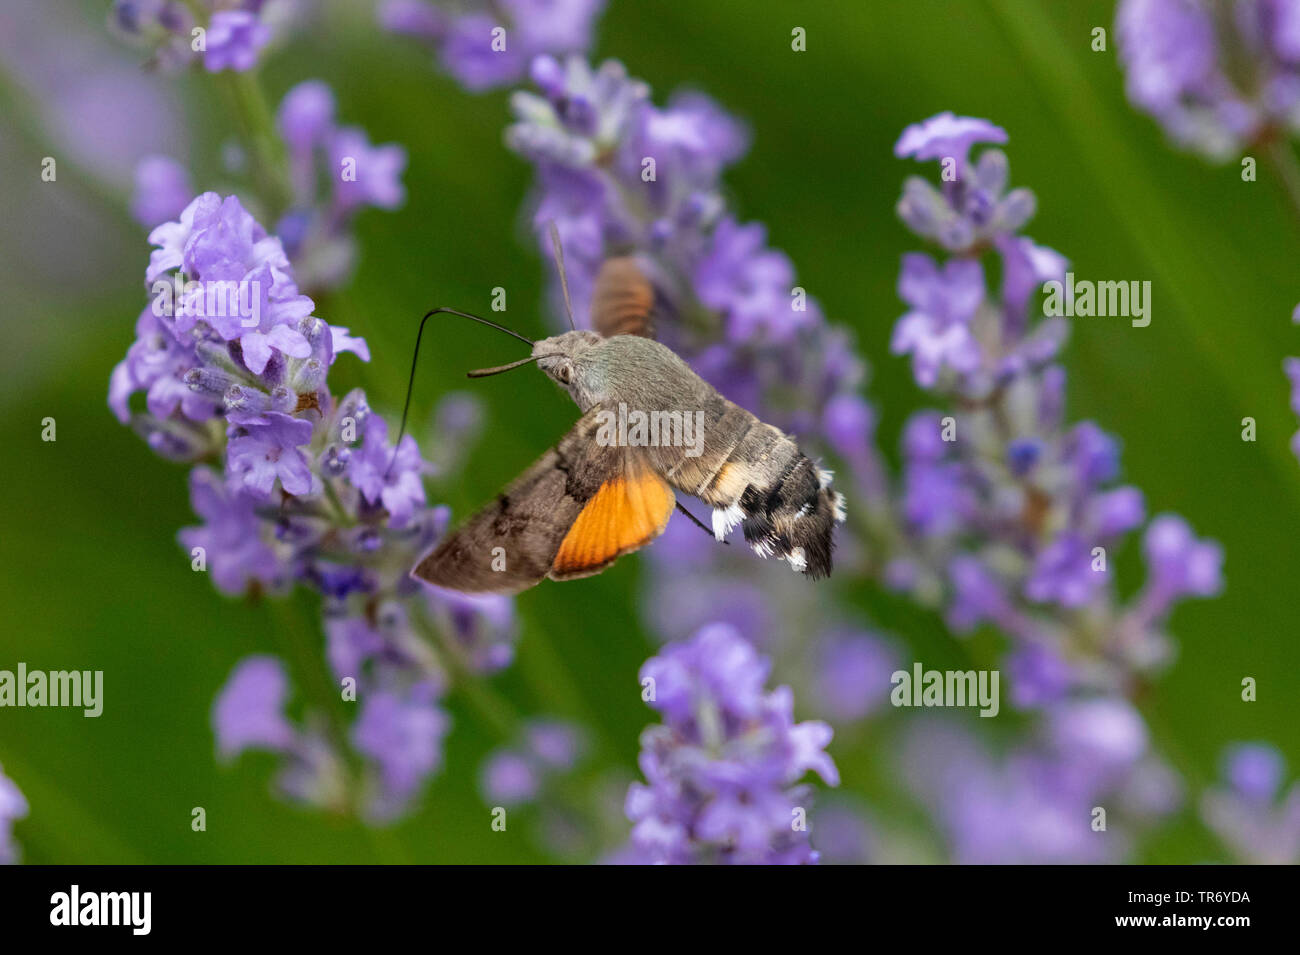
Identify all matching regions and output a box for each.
[411,402,627,594]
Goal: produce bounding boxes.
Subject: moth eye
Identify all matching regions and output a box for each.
[556,365,572,385]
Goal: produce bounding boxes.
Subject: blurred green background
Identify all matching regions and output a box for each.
[1,0,1297,863]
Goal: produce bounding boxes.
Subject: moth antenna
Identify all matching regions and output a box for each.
[548,221,577,332]
[387,307,535,479]
[467,355,542,378]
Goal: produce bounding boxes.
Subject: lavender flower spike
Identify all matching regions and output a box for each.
[378,0,607,91]
[889,113,1222,701]
[275,80,409,291]
[1202,742,1300,864]
[894,111,1007,165]
[203,10,271,73]
[112,194,502,822]
[1116,0,1300,160]
[109,1,287,74]
[625,624,838,864]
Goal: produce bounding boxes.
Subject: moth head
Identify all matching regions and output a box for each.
[532,330,603,404]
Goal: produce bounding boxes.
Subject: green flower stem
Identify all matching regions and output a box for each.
[268,602,412,862]
[267,601,362,795]
[415,612,521,740]
[1265,137,1300,234]
[214,70,294,220]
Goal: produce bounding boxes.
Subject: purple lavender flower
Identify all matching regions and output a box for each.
[203,10,271,72]
[628,91,750,188]
[178,468,287,595]
[442,14,526,90]
[1202,741,1300,863]
[144,194,315,377]
[130,154,193,228]
[526,720,584,771]
[329,129,408,213]
[379,0,606,91]
[902,714,1173,864]
[1139,513,1225,610]
[1115,0,1300,160]
[822,392,876,465]
[378,0,446,41]
[111,0,290,74]
[1046,698,1150,788]
[1005,642,1074,709]
[504,0,606,54]
[895,112,1008,165]
[348,414,428,530]
[481,751,541,807]
[147,192,288,284]
[212,655,298,759]
[226,411,316,498]
[1222,742,1285,804]
[275,81,408,291]
[895,115,1034,253]
[887,115,1221,708]
[112,193,497,823]
[997,234,1068,321]
[113,192,323,431]
[479,719,587,807]
[625,625,838,864]
[1285,356,1300,461]
[212,655,354,812]
[809,629,898,723]
[424,586,518,672]
[109,307,212,427]
[278,80,336,154]
[892,254,984,387]
[0,763,28,865]
[352,683,450,820]
[695,218,817,344]
[810,802,877,864]
[107,0,196,71]
[324,616,387,683]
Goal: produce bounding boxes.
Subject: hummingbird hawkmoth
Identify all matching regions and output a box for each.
[398,228,846,595]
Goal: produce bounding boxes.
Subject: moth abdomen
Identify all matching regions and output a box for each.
[705,432,846,578]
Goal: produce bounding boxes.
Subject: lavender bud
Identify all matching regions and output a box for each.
[972,148,1009,194]
[996,188,1036,233]
[321,445,351,477]
[290,357,327,393]
[270,386,296,414]
[184,366,240,400]
[194,339,247,379]
[224,384,273,414]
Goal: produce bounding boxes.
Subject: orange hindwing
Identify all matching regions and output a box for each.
[550,467,675,579]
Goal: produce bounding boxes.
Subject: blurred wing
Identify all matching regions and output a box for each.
[411,402,675,594]
[591,256,659,339]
